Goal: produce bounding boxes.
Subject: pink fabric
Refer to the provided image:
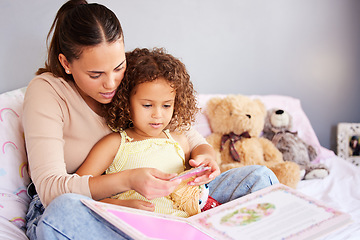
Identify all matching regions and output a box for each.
[0,88,30,237]
[108,209,214,240]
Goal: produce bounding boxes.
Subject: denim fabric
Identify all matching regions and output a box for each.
[26,193,132,240]
[25,165,278,239]
[208,165,279,204]
[25,194,45,238]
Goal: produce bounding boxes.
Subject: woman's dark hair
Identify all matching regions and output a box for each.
[37,0,123,81]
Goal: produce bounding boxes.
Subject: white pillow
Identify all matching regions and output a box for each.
[0,87,30,233]
[193,94,334,163]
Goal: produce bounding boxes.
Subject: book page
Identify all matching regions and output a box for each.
[191,184,350,240]
[107,209,214,240]
[81,199,215,240]
[81,184,350,240]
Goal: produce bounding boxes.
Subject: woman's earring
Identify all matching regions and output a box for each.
[66,70,70,74]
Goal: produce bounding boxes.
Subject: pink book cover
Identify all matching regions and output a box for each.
[81,184,351,240]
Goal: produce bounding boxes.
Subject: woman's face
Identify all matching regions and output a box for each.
[60,39,126,113]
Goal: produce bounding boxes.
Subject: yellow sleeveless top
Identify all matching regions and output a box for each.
[106,129,189,217]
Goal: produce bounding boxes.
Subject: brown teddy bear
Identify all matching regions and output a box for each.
[205,95,301,188]
[262,108,329,180]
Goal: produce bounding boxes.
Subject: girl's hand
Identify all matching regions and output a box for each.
[188,153,220,186]
[126,168,181,200]
[101,198,155,212]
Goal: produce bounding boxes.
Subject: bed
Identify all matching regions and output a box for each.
[0,87,359,239]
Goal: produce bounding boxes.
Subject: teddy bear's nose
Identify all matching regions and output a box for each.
[246,114,251,119]
[275,110,284,115]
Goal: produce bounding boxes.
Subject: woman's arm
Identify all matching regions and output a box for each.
[24,77,96,207]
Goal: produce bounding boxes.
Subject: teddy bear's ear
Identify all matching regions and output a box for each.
[286,109,294,129]
[254,99,266,116]
[206,97,223,117]
[264,108,274,129]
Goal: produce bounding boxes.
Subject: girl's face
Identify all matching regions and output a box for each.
[59,39,126,114]
[129,78,176,139]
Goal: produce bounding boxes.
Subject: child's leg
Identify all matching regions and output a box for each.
[207,165,279,204]
[26,193,131,240]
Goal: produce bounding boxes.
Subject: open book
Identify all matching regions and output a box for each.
[81,183,351,240]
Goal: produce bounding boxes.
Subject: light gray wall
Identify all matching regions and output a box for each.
[1,0,359,151]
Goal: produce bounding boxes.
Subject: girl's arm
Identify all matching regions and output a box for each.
[171,132,191,163]
[76,132,120,176]
[87,167,181,201]
[184,128,221,184]
[189,143,220,180]
[77,132,182,203]
[76,133,149,208]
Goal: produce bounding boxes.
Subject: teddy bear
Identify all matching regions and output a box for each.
[262,108,329,180]
[205,95,301,188]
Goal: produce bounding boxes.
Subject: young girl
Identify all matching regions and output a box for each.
[76,48,220,217]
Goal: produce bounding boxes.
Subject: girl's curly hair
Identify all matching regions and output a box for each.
[104,48,199,132]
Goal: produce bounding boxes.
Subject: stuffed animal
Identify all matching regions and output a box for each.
[169,176,203,216]
[262,108,329,180]
[205,95,301,188]
[169,171,221,216]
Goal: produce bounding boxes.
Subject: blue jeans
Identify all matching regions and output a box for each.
[26,165,278,240]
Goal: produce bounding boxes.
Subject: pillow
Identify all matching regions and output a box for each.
[193,94,334,163]
[0,87,30,233]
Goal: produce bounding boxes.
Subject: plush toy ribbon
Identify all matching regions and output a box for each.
[271,128,298,146]
[221,132,251,162]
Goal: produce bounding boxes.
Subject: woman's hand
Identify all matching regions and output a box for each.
[188,144,221,185]
[126,168,182,200]
[101,198,155,212]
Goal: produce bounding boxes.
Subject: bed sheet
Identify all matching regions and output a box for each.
[297,155,360,239]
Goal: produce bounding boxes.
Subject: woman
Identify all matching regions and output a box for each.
[23,1,279,239]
